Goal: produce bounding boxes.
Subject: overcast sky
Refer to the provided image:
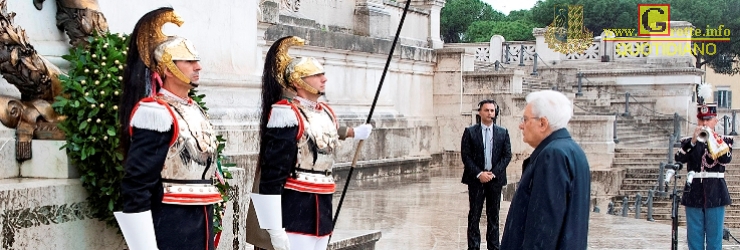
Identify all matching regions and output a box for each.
[482,0,539,15]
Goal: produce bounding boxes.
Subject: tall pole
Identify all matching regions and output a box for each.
[331,0,412,237]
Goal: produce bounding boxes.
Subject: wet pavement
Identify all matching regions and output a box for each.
[331,167,740,249]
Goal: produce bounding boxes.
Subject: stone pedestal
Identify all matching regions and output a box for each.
[215,167,249,250]
[533,28,562,64]
[0,179,125,249]
[20,140,75,179]
[354,1,390,38]
[490,35,505,63]
[0,125,17,179]
[568,115,616,169]
[411,0,446,49]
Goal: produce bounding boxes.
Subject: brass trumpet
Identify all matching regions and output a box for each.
[697,126,712,143]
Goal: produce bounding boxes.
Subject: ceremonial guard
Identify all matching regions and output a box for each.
[114,7,223,250]
[675,83,733,250]
[249,36,373,250]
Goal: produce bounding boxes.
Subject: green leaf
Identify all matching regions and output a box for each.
[107,127,116,136]
[84,96,96,103]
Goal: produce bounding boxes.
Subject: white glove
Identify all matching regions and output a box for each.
[113,211,159,250]
[353,124,373,140]
[266,228,290,250]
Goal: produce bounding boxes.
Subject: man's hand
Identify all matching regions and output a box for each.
[692,126,704,144]
[478,171,494,183]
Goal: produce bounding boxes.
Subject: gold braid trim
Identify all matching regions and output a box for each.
[136,10,183,70]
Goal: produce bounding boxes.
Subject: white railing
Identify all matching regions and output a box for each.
[563,41,600,60]
[444,43,491,62]
[447,21,698,64]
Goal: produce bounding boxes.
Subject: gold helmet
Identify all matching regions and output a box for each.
[133,8,199,86]
[272,36,325,95]
[153,36,200,85]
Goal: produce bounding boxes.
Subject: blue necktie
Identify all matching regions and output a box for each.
[485,128,492,170]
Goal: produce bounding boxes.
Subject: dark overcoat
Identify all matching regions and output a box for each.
[500,128,591,250]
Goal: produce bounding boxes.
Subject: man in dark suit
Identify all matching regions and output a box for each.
[461,99,512,250]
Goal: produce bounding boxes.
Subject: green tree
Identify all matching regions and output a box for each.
[671,0,740,74]
[506,9,534,23]
[440,0,505,43]
[464,20,538,42]
[530,0,638,35]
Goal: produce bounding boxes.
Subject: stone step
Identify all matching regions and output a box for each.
[726,210,740,216]
[615,148,678,154]
[613,163,665,169]
[613,159,668,165]
[724,222,740,228]
[619,185,657,191]
[621,179,664,185]
[614,153,672,159]
[624,172,740,179]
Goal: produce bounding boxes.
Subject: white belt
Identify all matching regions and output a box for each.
[694,172,724,179]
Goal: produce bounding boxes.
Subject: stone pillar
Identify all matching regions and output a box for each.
[648,21,694,59]
[599,31,613,62]
[533,28,561,64]
[257,0,280,75]
[490,35,505,63]
[511,70,524,94]
[354,0,390,38]
[411,0,446,49]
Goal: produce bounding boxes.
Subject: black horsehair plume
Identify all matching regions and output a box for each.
[257,36,295,164]
[119,7,174,158]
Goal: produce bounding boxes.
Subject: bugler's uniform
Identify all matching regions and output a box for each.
[674,83,733,250]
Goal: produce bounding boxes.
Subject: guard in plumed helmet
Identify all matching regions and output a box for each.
[675,82,733,250]
[248,36,373,250]
[115,7,223,250]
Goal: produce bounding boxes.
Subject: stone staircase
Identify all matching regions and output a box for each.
[614,117,674,147]
[610,148,740,228]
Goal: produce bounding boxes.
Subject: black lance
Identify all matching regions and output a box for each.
[330,0,413,238]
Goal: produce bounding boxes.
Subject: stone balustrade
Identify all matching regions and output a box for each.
[453,21,699,67]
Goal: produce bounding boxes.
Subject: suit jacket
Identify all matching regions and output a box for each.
[460,123,512,187]
[500,128,591,250]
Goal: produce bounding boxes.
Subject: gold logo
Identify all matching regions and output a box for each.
[544,5,594,54]
[638,4,670,36]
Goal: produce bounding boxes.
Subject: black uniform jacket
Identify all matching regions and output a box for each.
[675,136,733,208]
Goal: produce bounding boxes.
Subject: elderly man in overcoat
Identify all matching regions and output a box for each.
[501,90,591,250]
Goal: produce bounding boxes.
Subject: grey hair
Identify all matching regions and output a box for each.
[525,90,573,131]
